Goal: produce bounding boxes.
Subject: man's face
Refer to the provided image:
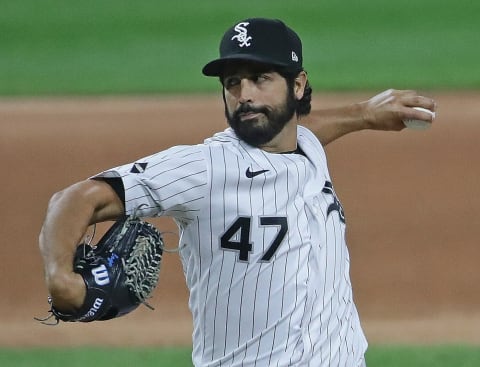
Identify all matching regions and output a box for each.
[222,62,296,148]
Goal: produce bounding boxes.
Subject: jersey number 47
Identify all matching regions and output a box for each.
[220,216,288,263]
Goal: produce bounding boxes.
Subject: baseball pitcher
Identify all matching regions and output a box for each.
[38,18,435,367]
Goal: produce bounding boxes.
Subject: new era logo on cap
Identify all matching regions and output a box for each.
[202,18,303,76]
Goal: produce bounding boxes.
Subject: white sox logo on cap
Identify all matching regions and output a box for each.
[202,18,303,76]
[231,22,252,47]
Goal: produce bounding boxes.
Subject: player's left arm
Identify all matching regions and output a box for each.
[301,89,436,146]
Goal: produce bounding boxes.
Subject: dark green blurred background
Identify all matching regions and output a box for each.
[1,0,479,95]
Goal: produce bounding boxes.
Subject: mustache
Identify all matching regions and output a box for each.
[233,104,270,118]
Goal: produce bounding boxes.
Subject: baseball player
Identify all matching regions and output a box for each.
[39,18,435,367]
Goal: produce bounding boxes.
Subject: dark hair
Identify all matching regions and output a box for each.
[278,69,312,118]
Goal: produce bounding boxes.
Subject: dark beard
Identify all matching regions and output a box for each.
[224,88,297,148]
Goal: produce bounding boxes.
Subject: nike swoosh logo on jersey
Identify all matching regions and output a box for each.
[245,168,269,178]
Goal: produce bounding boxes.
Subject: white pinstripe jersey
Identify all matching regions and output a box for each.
[95,126,367,366]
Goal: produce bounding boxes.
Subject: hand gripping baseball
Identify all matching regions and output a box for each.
[362,89,436,131]
[36,212,164,324]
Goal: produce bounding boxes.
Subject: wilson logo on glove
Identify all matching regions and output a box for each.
[91,265,110,286]
[78,297,105,321]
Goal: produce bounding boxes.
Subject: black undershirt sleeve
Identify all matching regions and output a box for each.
[92,177,126,208]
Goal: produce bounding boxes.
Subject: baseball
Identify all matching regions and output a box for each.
[403,107,435,130]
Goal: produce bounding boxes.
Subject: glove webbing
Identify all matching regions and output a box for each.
[123,232,163,309]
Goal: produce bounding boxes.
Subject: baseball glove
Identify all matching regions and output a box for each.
[36,213,164,324]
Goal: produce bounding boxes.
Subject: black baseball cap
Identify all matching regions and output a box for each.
[202,18,303,77]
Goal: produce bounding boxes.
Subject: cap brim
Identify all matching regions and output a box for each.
[202,54,290,76]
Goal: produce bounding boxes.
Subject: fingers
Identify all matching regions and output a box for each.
[397,90,436,124]
[362,88,437,132]
[378,89,437,123]
[389,89,436,112]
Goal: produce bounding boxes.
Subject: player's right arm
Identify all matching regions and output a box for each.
[302,89,436,146]
[39,179,124,312]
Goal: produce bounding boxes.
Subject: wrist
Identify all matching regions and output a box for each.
[47,272,86,311]
[355,101,374,130]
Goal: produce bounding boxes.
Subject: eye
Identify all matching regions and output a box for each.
[253,73,270,83]
[223,76,241,89]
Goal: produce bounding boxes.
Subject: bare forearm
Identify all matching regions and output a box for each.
[39,179,123,309]
[300,103,367,146]
[40,186,96,277]
[39,192,92,308]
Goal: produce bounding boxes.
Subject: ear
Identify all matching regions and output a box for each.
[294,71,307,100]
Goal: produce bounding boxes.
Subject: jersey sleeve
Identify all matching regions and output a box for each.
[92,145,208,222]
[297,125,329,165]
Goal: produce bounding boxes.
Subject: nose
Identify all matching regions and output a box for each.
[238,78,255,104]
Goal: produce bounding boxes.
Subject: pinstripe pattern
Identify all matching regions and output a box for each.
[94,126,367,366]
